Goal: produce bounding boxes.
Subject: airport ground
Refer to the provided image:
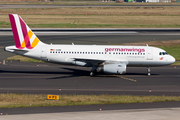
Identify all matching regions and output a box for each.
[0,30,180,119]
[0,3,180,119]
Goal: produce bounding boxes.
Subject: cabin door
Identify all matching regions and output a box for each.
[147,48,153,60]
[41,47,47,58]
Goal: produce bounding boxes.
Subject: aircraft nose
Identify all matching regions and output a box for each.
[170,56,175,64]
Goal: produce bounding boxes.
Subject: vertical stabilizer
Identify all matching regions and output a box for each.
[9,14,45,49]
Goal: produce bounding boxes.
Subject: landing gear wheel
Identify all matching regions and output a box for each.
[90,66,98,77]
[90,71,94,77]
[147,67,151,76]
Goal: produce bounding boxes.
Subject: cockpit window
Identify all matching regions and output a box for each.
[159,52,168,55]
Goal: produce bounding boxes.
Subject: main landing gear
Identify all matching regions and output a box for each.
[90,66,98,77]
[147,67,151,76]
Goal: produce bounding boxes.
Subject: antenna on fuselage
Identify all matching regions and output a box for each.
[146,44,148,47]
[72,43,74,45]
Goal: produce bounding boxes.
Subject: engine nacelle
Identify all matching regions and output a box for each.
[99,63,126,74]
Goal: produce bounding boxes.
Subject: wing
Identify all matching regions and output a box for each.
[72,57,128,65]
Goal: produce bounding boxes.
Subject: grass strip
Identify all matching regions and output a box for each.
[1,7,180,28]
[158,45,180,61]
[3,23,180,28]
[6,55,44,63]
[4,23,180,28]
[0,21,10,28]
[29,23,180,28]
[0,93,180,108]
[0,1,180,5]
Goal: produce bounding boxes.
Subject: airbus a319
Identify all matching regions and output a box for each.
[5,14,175,76]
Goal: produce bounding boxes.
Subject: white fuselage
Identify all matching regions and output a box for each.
[5,44,175,67]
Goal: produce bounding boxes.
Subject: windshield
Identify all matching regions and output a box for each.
[159,52,168,55]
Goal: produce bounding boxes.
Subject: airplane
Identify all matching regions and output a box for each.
[5,14,175,76]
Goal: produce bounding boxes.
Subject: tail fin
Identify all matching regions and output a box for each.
[9,14,44,49]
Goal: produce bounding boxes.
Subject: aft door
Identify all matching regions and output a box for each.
[147,48,153,60]
[41,47,47,58]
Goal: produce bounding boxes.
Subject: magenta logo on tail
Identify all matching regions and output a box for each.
[9,14,39,49]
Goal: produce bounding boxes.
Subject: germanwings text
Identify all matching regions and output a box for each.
[105,48,145,53]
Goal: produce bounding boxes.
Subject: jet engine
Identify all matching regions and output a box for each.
[98,63,126,74]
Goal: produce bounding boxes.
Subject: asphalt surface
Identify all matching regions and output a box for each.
[0,61,180,115]
[0,61,179,96]
[1,102,180,115]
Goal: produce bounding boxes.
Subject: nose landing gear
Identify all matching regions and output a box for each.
[147,67,151,76]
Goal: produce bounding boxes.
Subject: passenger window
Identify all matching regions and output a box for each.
[99,52,101,54]
[109,52,111,54]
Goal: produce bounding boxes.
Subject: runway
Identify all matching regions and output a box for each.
[0,61,180,115]
[0,61,179,96]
